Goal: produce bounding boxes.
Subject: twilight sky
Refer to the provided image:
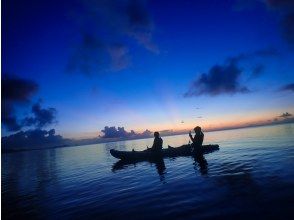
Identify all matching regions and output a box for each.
[2,0,294,139]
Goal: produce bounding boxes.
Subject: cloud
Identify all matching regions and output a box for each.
[281,12,294,45]
[108,44,130,71]
[184,59,249,97]
[23,101,57,128]
[2,75,58,132]
[1,76,61,150]
[67,34,106,76]
[67,0,157,75]
[101,126,152,138]
[2,74,38,102]
[251,64,265,78]
[125,0,158,53]
[253,48,279,57]
[227,48,278,63]
[184,48,279,97]
[101,126,133,138]
[234,0,294,46]
[2,109,21,132]
[279,112,292,118]
[2,129,66,151]
[265,0,294,46]
[2,75,38,131]
[279,83,294,92]
[233,0,259,11]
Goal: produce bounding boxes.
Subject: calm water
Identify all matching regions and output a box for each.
[2,124,294,219]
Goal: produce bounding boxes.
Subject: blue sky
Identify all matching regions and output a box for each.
[2,0,294,138]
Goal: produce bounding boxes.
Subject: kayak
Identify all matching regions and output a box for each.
[110,144,219,161]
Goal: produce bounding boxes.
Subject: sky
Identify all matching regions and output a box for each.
[2,0,294,140]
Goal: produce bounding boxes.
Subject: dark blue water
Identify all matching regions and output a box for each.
[2,124,294,219]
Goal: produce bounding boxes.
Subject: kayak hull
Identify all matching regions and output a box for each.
[110,144,219,161]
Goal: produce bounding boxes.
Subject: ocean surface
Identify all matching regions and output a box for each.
[2,124,294,219]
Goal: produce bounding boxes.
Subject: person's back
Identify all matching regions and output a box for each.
[189,126,204,148]
[152,132,163,151]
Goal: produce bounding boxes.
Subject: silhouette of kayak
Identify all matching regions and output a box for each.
[110,144,219,161]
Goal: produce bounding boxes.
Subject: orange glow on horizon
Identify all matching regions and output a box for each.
[61,106,292,139]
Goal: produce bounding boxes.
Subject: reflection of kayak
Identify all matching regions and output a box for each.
[112,157,166,173]
[110,144,219,161]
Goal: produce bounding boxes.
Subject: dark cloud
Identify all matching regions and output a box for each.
[2,77,62,150]
[108,44,130,71]
[251,64,265,78]
[279,83,294,92]
[184,48,279,97]
[2,105,22,132]
[253,48,279,57]
[227,48,278,63]
[2,75,38,131]
[123,0,158,53]
[184,59,249,97]
[233,0,259,11]
[2,129,66,151]
[234,0,294,46]
[266,0,294,10]
[23,101,57,128]
[279,112,292,118]
[101,126,133,138]
[101,126,152,138]
[265,0,294,46]
[68,0,157,75]
[67,34,106,76]
[282,12,294,45]
[2,75,57,132]
[2,74,38,102]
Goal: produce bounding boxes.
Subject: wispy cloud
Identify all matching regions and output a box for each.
[251,64,265,78]
[265,0,294,45]
[278,83,294,92]
[67,0,158,75]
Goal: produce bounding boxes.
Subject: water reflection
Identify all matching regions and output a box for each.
[112,153,210,181]
[193,154,208,175]
[112,158,166,182]
[3,124,293,219]
[2,149,59,219]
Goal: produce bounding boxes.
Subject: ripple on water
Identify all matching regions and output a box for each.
[2,124,294,219]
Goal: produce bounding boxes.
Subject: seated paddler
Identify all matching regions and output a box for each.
[151,131,163,152]
[189,126,204,151]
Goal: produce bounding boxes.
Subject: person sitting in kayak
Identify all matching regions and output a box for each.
[189,126,204,149]
[151,132,163,151]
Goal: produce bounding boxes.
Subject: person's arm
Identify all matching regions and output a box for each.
[189,131,194,143]
[200,132,204,145]
[151,139,156,149]
[159,138,163,149]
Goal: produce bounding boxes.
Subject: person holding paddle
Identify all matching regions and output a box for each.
[189,126,204,151]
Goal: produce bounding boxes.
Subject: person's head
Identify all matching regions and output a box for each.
[154,131,160,138]
[194,126,201,133]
